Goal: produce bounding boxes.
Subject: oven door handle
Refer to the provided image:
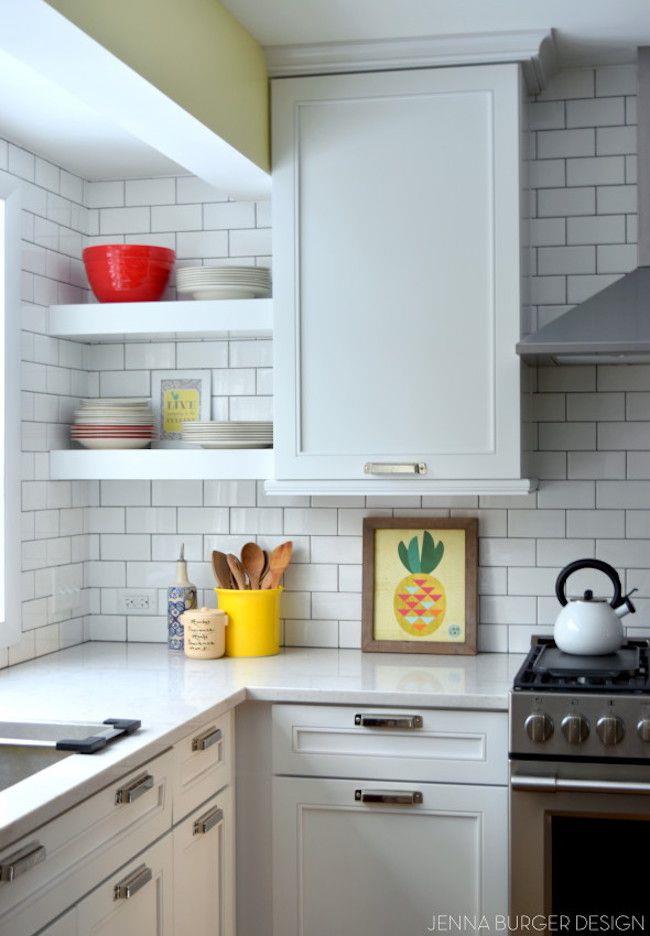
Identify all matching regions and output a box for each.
[511,775,650,795]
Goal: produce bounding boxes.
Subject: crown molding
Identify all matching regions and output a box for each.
[266,29,557,94]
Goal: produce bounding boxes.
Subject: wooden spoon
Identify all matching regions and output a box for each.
[261,541,293,589]
[212,550,233,589]
[227,553,249,590]
[260,549,270,584]
[241,542,265,590]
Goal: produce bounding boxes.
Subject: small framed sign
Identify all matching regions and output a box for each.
[152,370,211,443]
[362,517,478,655]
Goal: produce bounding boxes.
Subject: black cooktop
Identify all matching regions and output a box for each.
[513,637,650,694]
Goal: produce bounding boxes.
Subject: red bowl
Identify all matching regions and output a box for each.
[83,245,175,303]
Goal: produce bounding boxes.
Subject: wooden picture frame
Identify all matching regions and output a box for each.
[362,517,478,655]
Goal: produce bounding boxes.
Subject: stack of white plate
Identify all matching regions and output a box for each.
[176,265,271,300]
[181,421,273,449]
[71,399,155,449]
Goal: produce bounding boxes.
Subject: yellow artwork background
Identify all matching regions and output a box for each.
[162,388,200,434]
[373,528,466,642]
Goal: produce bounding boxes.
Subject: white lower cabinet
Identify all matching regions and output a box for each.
[76,834,173,936]
[274,777,507,936]
[173,786,235,936]
[38,909,77,936]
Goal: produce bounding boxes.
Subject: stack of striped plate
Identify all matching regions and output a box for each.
[176,265,271,300]
[181,421,273,449]
[71,399,155,449]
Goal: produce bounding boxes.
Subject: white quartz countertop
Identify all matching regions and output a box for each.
[0,642,522,849]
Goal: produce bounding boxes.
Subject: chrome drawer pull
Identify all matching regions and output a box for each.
[0,841,46,882]
[354,713,423,729]
[191,726,222,752]
[355,790,423,806]
[113,864,152,900]
[193,805,224,835]
[115,771,154,804]
[363,462,427,476]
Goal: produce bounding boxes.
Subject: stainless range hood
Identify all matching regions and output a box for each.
[517,48,650,365]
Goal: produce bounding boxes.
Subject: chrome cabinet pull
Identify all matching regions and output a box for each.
[113,864,152,900]
[115,771,154,804]
[364,462,427,476]
[191,726,222,752]
[0,841,46,882]
[193,805,224,835]
[354,713,423,729]
[355,789,423,806]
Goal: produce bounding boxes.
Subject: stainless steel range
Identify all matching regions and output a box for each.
[510,637,650,932]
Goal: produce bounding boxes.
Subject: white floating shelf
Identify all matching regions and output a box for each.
[47,298,272,342]
[51,449,274,480]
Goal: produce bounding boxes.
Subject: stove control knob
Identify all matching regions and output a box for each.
[561,714,589,745]
[596,715,624,747]
[525,712,554,743]
[637,718,650,742]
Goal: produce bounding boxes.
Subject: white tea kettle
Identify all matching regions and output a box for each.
[554,559,637,655]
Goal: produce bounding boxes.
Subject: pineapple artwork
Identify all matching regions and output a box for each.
[394,532,446,637]
[371,525,468,645]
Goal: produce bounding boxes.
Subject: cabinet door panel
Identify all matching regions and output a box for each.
[77,835,172,936]
[272,64,523,481]
[273,777,507,936]
[173,786,235,936]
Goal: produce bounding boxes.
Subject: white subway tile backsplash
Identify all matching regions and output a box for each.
[151,204,202,232]
[537,128,595,158]
[176,230,228,259]
[537,187,596,217]
[566,97,625,128]
[7,73,650,662]
[99,206,149,235]
[125,178,175,206]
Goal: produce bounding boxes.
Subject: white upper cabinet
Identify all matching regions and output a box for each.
[271,64,532,493]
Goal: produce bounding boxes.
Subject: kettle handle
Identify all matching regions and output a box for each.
[555,559,622,608]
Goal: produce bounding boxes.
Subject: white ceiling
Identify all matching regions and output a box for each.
[0,47,184,180]
[222,0,650,66]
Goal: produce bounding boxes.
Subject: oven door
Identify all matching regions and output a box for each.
[510,760,650,930]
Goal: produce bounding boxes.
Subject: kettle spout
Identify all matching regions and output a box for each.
[614,589,638,618]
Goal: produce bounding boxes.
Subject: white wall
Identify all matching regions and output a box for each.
[3,62,647,665]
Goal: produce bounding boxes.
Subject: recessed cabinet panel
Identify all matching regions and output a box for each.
[173,787,235,936]
[298,91,494,457]
[272,64,524,482]
[273,777,507,936]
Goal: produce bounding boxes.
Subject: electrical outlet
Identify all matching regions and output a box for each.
[116,589,157,614]
[125,594,151,611]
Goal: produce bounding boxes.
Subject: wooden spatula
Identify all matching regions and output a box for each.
[212,550,233,589]
[227,553,249,590]
[241,542,265,590]
[261,541,293,589]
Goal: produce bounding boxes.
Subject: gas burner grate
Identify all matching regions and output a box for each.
[513,637,650,694]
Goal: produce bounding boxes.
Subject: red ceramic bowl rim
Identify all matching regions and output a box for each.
[83,245,176,261]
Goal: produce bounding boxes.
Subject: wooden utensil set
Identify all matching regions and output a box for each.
[212,541,293,590]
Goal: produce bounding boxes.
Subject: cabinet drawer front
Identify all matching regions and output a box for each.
[272,705,507,784]
[0,749,172,936]
[76,833,172,935]
[173,786,235,936]
[273,776,508,936]
[172,711,233,823]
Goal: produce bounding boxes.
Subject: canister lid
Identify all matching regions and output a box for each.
[180,606,227,624]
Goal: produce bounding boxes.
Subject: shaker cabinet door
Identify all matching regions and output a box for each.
[273,777,508,936]
[272,64,524,482]
[172,786,235,936]
[76,835,173,936]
